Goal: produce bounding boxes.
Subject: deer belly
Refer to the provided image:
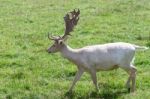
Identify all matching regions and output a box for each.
[96,65,118,71]
[94,61,119,71]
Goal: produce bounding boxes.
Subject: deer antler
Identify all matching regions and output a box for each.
[62,9,80,39]
[48,33,58,40]
[48,9,80,41]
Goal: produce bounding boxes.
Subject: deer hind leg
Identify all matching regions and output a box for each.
[130,66,137,92]
[90,70,99,91]
[125,65,137,92]
[125,73,131,92]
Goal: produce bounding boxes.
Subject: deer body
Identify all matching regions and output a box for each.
[47,9,148,93]
[60,42,135,72]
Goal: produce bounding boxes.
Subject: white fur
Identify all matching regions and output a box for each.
[48,42,148,92]
[61,42,136,71]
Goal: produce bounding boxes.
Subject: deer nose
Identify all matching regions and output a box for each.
[47,49,51,53]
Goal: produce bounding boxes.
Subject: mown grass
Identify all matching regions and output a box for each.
[0,0,150,99]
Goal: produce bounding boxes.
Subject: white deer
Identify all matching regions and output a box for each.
[47,9,148,92]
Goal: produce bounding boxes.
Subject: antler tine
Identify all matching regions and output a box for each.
[62,9,80,39]
[48,33,57,40]
[73,9,80,25]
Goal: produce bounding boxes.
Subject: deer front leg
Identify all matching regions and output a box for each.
[68,69,84,92]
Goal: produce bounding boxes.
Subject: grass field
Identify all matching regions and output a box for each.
[0,0,150,99]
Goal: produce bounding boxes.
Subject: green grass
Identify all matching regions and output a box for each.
[0,0,150,99]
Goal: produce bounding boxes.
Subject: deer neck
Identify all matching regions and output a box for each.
[60,44,78,61]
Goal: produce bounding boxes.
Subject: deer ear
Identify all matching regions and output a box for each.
[58,40,63,45]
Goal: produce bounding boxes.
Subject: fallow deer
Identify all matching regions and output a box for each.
[47,9,148,92]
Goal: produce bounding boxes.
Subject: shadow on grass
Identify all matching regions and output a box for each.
[63,83,129,99]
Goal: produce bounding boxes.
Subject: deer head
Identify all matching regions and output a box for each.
[47,9,80,53]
